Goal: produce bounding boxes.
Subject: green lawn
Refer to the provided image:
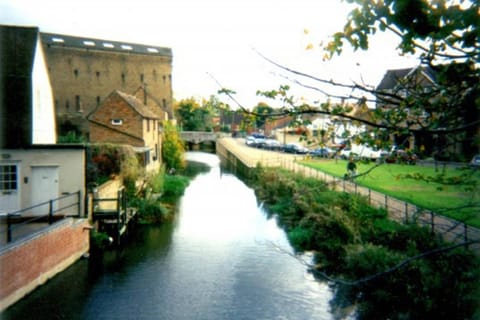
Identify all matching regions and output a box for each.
[300,159,480,228]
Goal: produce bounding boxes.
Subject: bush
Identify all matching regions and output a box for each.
[249,166,480,319]
[131,198,169,224]
[161,175,190,203]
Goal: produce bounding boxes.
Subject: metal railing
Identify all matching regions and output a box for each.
[0,191,82,244]
[217,139,480,251]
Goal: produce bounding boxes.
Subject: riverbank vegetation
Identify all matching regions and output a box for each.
[250,166,480,319]
[300,159,480,228]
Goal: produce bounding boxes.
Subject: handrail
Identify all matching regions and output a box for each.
[1,191,81,244]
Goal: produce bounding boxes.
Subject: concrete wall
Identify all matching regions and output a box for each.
[0,218,90,311]
[0,147,85,214]
[94,178,123,211]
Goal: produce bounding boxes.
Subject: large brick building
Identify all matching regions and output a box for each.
[40,32,173,137]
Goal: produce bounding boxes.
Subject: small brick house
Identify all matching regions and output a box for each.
[87,90,162,172]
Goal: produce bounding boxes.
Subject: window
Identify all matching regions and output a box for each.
[0,165,17,192]
[75,95,82,112]
[74,69,79,78]
[96,71,100,79]
[96,96,101,106]
[146,119,150,132]
[121,73,125,83]
[111,119,123,125]
[140,74,144,82]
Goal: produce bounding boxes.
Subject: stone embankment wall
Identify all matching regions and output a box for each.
[0,218,90,311]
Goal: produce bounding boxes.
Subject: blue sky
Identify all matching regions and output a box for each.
[0,0,418,108]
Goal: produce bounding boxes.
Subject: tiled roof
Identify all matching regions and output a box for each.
[115,90,160,119]
[377,66,436,90]
[40,32,172,57]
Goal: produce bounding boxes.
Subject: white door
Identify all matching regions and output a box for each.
[31,166,59,215]
[0,163,20,214]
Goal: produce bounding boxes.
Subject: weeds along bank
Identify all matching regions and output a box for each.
[249,166,480,320]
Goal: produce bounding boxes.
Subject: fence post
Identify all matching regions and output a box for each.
[404,202,408,223]
[7,213,12,243]
[77,190,81,217]
[368,189,371,205]
[430,211,435,234]
[464,223,468,249]
[385,194,388,211]
[49,200,54,224]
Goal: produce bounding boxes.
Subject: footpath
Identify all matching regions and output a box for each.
[217,137,480,253]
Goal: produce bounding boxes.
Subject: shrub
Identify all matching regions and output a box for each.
[131,198,169,224]
[161,175,190,203]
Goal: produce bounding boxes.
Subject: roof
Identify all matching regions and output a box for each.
[40,32,172,57]
[376,66,436,90]
[115,90,160,119]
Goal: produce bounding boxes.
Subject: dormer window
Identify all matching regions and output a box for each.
[111,119,123,125]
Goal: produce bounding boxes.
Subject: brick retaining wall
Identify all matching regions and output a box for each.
[0,218,90,311]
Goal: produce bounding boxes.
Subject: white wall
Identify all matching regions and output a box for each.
[32,36,56,144]
[0,148,85,216]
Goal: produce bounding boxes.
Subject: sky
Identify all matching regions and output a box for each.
[0,0,419,108]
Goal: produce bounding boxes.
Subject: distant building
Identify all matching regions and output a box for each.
[0,25,86,215]
[376,66,437,153]
[87,90,162,173]
[40,32,173,138]
[0,25,56,148]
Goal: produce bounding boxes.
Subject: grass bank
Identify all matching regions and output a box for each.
[300,159,480,228]
[250,166,480,319]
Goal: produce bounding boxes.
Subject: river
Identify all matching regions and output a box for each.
[2,152,337,320]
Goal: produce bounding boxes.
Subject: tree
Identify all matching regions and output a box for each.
[161,121,185,171]
[174,98,212,131]
[219,0,479,160]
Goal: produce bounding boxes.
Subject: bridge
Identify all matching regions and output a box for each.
[180,131,226,144]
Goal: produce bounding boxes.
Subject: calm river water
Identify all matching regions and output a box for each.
[3,152,338,320]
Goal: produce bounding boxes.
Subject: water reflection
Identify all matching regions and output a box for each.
[2,152,335,320]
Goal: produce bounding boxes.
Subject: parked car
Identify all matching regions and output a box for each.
[283,143,309,154]
[264,139,282,151]
[386,150,418,165]
[253,137,267,148]
[470,154,480,168]
[245,136,256,146]
[339,148,359,160]
[309,147,333,158]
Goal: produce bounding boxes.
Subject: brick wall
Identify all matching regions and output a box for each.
[94,179,123,211]
[0,218,90,311]
[89,92,145,146]
[42,42,173,135]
